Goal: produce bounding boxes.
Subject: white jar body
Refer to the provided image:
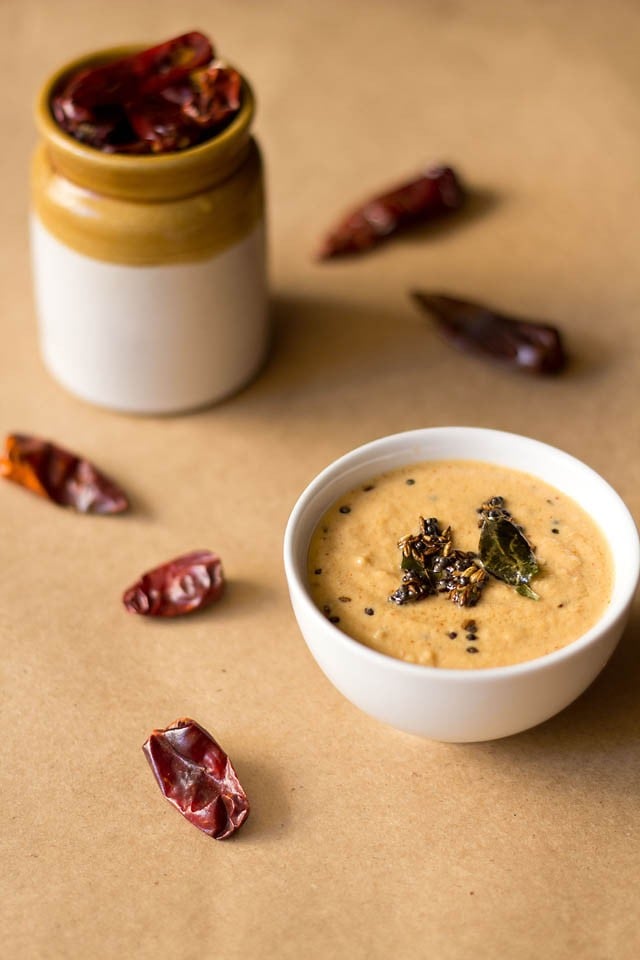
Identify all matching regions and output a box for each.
[31,215,268,414]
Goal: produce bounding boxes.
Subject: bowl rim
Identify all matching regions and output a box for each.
[283,426,640,681]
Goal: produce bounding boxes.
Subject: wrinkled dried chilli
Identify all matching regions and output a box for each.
[123,549,224,616]
[317,165,464,259]
[412,292,567,375]
[52,31,242,153]
[0,433,128,514]
[143,718,249,839]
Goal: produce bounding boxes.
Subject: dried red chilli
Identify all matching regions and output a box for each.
[412,292,567,375]
[316,165,465,259]
[128,65,241,152]
[143,718,249,840]
[0,434,128,514]
[52,31,242,153]
[123,549,224,616]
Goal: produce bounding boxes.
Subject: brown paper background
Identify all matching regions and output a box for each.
[2,2,639,958]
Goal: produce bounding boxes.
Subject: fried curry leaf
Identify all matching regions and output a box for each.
[400,553,425,574]
[479,515,540,599]
[516,582,540,600]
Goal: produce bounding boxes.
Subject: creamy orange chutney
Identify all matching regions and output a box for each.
[307,460,612,669]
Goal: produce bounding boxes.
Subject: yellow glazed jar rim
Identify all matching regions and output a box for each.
[35,45,256,202]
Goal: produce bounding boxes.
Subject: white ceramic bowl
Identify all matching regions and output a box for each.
[283,427,639,742]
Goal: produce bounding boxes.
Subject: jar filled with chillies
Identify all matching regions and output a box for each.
[31,32,268,414]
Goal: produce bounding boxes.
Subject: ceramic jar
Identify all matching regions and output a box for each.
[31,47,268,414]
